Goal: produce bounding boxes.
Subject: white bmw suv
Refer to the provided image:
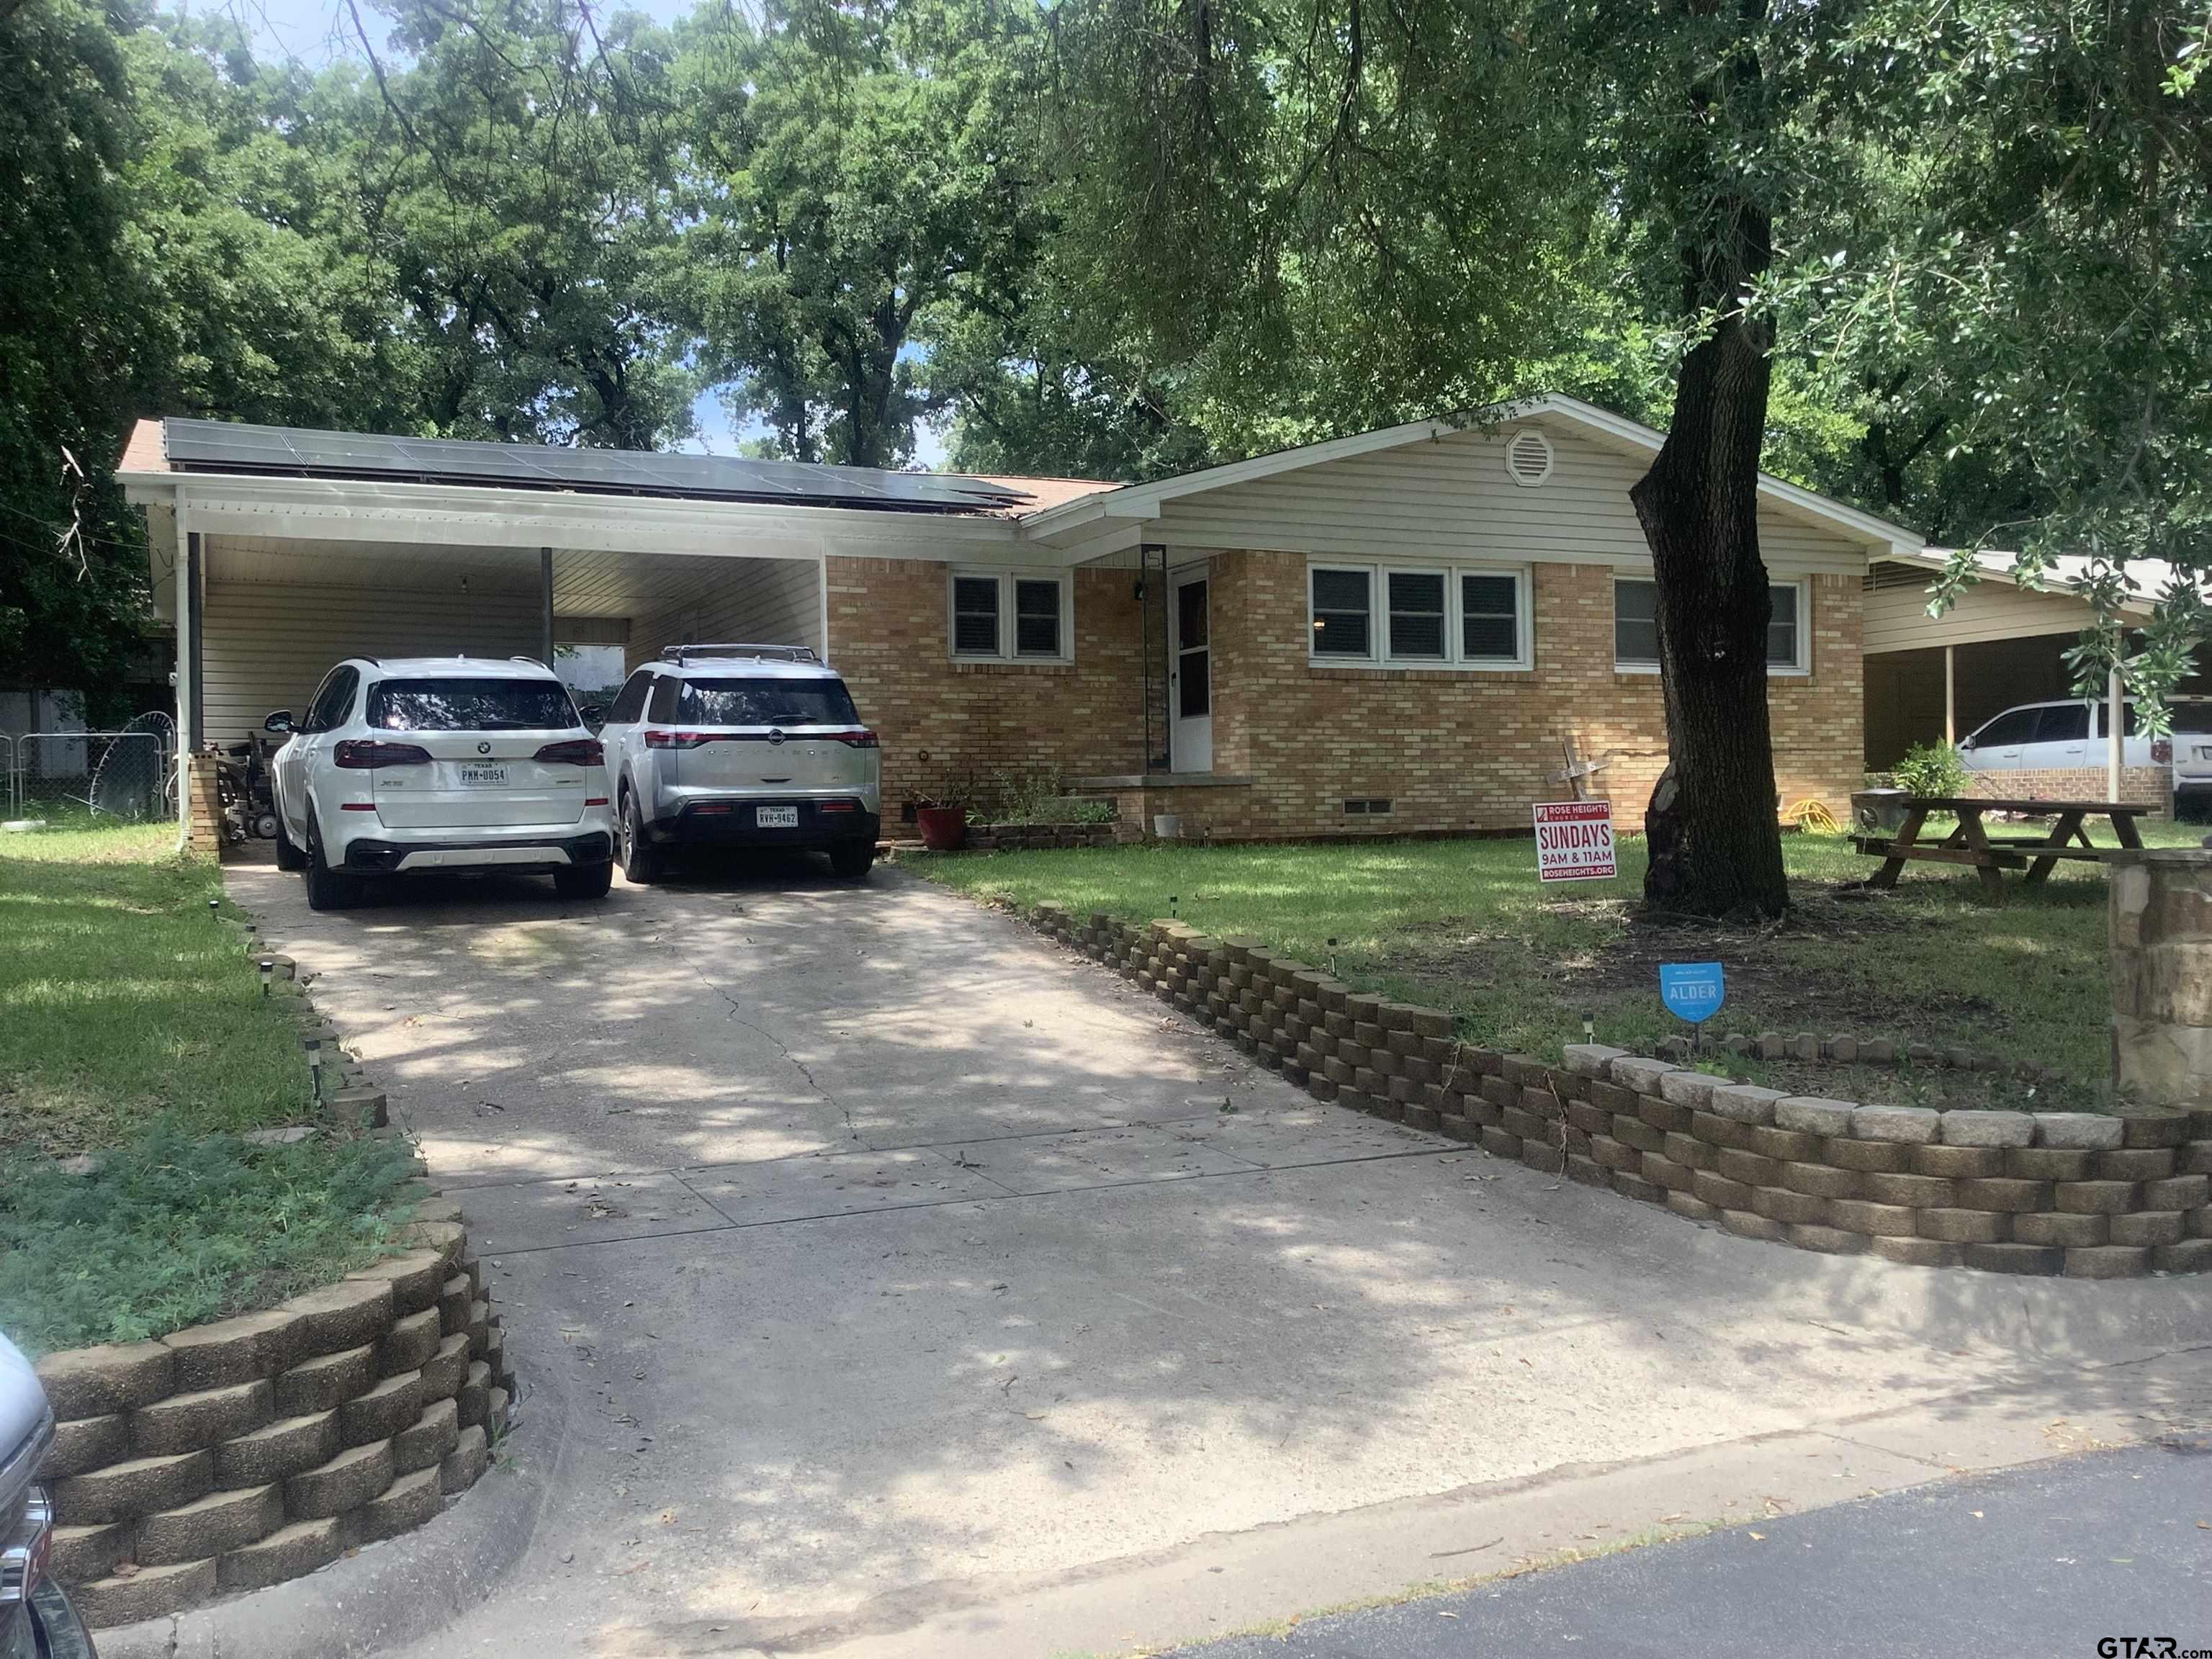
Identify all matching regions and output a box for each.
[267,656,616,910]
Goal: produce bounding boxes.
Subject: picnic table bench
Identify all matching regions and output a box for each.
[1852,795,2150,903]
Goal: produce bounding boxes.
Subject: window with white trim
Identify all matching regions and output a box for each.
[949,570,1072,662]
[1612,577,1809,673]
[1386,570,1448,660]
[1308,560,1532,669]
[1310,566,1374,658]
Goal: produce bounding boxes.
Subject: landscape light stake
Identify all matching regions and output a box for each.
[305,1036,324,1106]
[1583,1013,1595,1044]
[259,958,274,997]
[209,897,220,918]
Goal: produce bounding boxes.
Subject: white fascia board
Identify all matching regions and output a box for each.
[127,473,1020,561]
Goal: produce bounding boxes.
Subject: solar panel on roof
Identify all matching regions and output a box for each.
[161,418,1030,513]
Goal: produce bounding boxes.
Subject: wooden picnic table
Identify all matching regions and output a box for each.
[1852,795,2149,903]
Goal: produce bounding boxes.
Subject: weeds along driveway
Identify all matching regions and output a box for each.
[227,854,2212,1659]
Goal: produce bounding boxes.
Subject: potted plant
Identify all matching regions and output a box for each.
[914,773,974,851]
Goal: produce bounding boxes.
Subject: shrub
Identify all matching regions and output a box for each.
[1891,740,1972,799]
[0,1120,420,1354]
[981,768,1117,824]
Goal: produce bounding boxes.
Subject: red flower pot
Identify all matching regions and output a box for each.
[916,805,968,850]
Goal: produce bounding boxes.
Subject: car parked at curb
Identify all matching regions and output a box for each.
[598,645,881,883]
[266,656,616,910]
[1,1334,96,1659]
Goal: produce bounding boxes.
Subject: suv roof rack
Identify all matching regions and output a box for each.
[508,655,549,669]
[662,642,822,666]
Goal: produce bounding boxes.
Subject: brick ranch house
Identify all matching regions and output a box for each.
[119,395,1920,842]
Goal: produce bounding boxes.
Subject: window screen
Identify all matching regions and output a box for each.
[1461,574,1519,662]
[1768,583,1802,667]
[675,678,860,727]
[1014,579,1062,657]
[369,678,576,731]
[1614,580,1660,664]
[1387,572,1447,659]
[1311,567,1372,657]
[953,576,1001,656]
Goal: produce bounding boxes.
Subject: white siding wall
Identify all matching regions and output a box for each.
[1863,573,2100,655]
[200,581,540,746]
[1151,421,1872,575]
[626,557,823,672]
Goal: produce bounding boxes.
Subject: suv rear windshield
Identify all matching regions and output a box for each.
[368,678,577,731]
[653,676,860,727]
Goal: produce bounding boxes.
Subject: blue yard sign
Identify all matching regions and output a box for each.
[1659,961,1727,1025]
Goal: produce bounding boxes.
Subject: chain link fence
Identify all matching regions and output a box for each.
[5,730,174,823]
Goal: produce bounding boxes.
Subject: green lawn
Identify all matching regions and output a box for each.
[0,822,310,1151]
[0,824,415,1354]
[914,820,2205,1109]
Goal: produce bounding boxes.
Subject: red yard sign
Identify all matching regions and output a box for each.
[1533,799,1617,882]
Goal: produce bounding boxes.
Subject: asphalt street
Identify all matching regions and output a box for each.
[1168,1441,2212,1659]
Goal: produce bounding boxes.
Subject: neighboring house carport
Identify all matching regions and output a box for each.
[1862,549,2208,769]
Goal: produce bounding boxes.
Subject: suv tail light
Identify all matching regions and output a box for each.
[643,729,714,750]
[534,738,604,765]
[823,729,878,749]
[333,740,432,768]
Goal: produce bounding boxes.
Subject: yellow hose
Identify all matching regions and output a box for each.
[1786,799,1841,832]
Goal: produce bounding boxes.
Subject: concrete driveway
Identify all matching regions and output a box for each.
[222,851,2212,1659]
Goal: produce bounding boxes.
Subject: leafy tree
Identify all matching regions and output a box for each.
[347,0,693,447]
[677,0,1049,468]
[1784,1,2211,722]
[0,0,148,698]
[118,13,426,432]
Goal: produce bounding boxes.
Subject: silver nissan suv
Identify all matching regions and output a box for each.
[598,646,882,883]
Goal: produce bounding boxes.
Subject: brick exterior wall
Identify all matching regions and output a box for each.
[1208,552,1863,835]
[828,552,1866,836]
[825,557,1155,814]
[1968,765,2172,814]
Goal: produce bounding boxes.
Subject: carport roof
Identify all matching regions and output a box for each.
[122,418,1114,518]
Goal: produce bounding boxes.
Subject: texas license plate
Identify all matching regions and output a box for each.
[457,765,508,786]
[755,804,799,829]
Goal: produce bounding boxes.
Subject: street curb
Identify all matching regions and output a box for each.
[91,1375,564,1659]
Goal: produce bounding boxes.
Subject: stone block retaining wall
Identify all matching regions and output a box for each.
[33,1213,516,1629]
[1014,904,2212,1280]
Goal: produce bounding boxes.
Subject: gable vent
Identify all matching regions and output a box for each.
[1504,428,1555,487]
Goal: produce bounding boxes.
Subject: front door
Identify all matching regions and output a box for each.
[1170,567,1211,773]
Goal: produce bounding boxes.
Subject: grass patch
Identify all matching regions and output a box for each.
[912,820,2205,1102]
[0,1121,418,1354]
[0,824,311,1152]
[0,823,418,1354]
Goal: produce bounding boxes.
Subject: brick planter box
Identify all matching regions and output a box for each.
[33,1210,515,1629]
[1005,902,2212,1280]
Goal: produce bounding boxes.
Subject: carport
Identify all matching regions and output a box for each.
[116,418,1043,840]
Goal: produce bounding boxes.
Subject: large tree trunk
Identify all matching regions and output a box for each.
[1629,202,1790,919]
